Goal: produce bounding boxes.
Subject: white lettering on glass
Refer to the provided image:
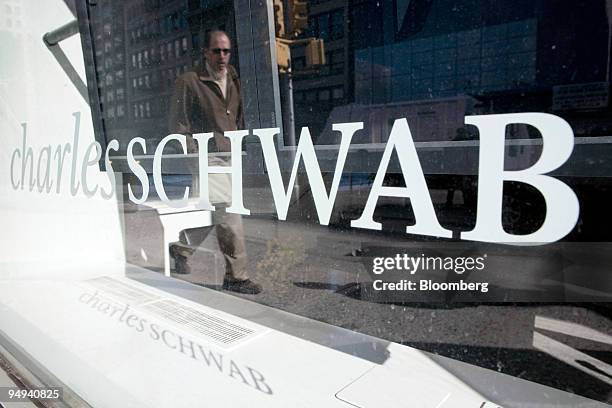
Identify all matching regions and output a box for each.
[8,112,581,245]
[351,118,453,239]
[461,113,579,244]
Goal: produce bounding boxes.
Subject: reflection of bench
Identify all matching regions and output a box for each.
[143,200,212,277]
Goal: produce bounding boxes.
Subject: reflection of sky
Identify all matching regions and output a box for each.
[339,173,371,189]
[355,19,537,104]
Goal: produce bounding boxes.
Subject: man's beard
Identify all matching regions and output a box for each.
[212,69,226,80]
[210,63,227,80]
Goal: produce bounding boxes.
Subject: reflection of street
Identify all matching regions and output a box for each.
[124,208,612,405]
[243,220,612,404]
[533,316,612,388]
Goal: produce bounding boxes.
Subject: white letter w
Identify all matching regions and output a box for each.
[253,123,362,225]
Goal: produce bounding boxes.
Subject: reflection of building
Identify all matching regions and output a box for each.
[354,19,538,103]
[291,1,349,137]
[124,0,193,149]
[91,0,237,152]
[89,0,611,146]
[292,0,612,140]
[89,1,131,150]
[318,96,475,144]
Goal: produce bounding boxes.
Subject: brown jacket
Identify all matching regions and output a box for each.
[168,64,244,153]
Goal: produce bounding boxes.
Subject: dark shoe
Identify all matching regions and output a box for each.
[222,278,262,294]
[170,244,191,274]
[172,254,191,275]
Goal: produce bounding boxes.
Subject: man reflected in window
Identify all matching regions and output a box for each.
[168,30,261,295]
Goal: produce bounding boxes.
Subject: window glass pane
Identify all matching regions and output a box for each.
[3,2,608,407]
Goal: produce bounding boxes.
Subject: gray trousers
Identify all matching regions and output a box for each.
[175,156,248,281]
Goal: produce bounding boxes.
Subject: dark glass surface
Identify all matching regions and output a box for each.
[81,1,612,403]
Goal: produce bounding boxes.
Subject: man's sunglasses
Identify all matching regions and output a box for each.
[211,48,231,55]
